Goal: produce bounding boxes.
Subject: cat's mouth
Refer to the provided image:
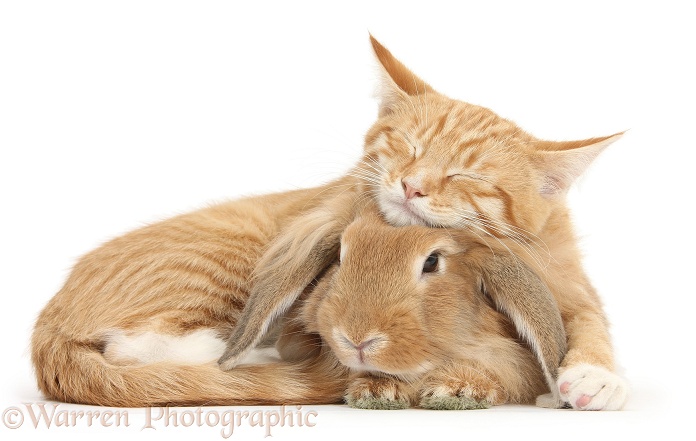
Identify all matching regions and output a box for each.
[381,197,430,227]
[401,203,429,225]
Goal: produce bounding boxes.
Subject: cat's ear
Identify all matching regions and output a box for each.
[531,132,624,196]
[369,34,436,116]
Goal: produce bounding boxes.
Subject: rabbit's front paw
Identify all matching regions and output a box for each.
[345,375,413,410]
[558,363,628,410]
[418,367,505,410]
[419,389,490,410]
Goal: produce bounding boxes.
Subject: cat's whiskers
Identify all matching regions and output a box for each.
[352,191,379,214]
[322,174,380,214]
[450,213,526,271]
[436,224,461,252]
[345,177,380,194]
[473,215,538,251]
[467,214,549,271]
[355,162,387,184]
[346,171,380,186]
[298,181,357,212]
[349,170,387,205]
[496,222,553,265]
[355,159,384,175]
[452,209,551,272]
[451,221,497,257]
[291,149,372,211]
[362,156,389,176]
[303,177,373,218]
[320,181,377,214]
[477,217,553,271]
[367,155,389,171]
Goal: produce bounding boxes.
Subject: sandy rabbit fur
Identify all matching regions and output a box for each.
[276,212,567,409]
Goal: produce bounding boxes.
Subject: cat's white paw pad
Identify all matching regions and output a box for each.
[558,364,628,410]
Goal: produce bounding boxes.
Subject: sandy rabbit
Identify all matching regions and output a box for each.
[276,213,567,409]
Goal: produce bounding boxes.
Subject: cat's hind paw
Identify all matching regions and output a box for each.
[558,364,628,410]
[535,392,567,409]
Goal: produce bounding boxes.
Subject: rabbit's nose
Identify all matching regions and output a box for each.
[337,332,385,363]
[339,334,382,351]
[351,337,380,364]
[353,337,380,351]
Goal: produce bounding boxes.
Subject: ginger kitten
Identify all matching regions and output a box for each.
[219,36,628,411]
[32,36,627,410]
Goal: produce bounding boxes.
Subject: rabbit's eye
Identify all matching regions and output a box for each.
[422,253,439,273]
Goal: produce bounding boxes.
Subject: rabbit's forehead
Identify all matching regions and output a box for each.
[341,224,461,261]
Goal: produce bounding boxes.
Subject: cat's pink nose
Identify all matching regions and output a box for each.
[402,180,424,199]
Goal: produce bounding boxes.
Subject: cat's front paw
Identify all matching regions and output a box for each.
[557,364,628,410]
[344,375,413,410]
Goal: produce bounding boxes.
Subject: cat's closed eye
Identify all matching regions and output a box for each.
[446,172,490,183]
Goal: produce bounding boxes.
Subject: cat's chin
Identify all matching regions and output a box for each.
[380,201,429,227]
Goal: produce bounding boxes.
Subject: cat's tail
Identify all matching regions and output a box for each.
[31,329,348,407]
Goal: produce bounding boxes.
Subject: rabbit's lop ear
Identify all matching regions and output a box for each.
[218,193,358,371]
[479,253,567,406]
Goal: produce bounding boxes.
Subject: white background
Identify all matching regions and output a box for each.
[1,1,694,440]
